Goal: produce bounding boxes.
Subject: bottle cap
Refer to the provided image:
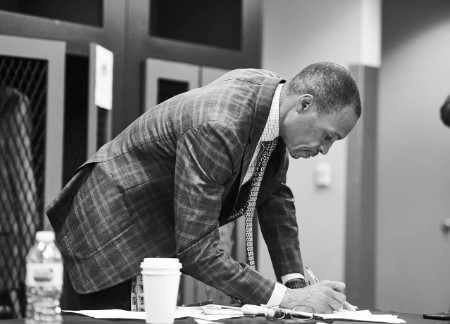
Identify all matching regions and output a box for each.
[36,231,55,242]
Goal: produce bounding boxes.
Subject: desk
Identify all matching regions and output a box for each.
[0,313,447,324]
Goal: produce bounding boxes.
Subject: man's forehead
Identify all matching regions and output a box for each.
[323,107,358,138]
[336,108,359,136]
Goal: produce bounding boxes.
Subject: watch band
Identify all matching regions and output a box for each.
[284,278,307,289]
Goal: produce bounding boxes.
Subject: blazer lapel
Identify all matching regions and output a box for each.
[238,78,283,186]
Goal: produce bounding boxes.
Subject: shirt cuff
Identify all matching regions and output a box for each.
[266,282,286,307]
[281,273,305,284]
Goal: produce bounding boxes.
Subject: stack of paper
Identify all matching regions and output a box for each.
[64,307,244,321]
[65,307,406,323]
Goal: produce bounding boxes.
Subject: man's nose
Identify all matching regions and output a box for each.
[319,143,331,155]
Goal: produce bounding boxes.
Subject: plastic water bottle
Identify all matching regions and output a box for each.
[25,231,63,324]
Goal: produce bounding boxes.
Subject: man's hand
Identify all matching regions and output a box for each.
[280,280,347,314]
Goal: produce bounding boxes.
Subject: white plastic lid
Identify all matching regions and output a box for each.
[36,231,55,242]
[141,258,182,269]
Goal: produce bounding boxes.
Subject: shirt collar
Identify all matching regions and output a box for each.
[260,82,283,141]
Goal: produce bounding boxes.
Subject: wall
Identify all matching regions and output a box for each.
[259,0,380,286]
[377,0,450,313]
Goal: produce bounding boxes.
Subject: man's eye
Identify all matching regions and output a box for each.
[325,133,332,141]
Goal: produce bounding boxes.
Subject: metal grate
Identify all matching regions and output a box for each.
[0,55,48,319]
[157,78,188,104]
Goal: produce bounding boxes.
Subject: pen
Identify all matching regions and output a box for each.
[305,266,319,284]
[182,299,215,307]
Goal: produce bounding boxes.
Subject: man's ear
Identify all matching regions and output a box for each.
[298,94,313,112]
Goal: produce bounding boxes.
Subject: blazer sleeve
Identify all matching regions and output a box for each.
[173,120,277,305]
[256,162,304,281]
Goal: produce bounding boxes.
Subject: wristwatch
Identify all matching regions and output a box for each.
[284,278,307,289]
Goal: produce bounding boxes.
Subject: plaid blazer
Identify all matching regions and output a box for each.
[46,69,303,305]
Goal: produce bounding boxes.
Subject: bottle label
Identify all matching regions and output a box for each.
[26,263,63,287]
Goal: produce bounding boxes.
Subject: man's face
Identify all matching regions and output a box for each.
[280,97,358,159]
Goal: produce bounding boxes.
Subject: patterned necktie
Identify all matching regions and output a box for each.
[131,274,144,311]
[242,138,278,269]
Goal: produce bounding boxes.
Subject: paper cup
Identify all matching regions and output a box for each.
[141,258,182,324]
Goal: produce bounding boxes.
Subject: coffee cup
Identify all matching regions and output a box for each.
[140,258,182,324]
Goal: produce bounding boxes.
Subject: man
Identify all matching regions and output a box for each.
[46,62,361,313]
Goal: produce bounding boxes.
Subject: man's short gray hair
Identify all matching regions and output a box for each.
[286,62,361,117]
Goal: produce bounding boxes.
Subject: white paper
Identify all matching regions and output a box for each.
[177,307,243,321]
[64,307,243,321]
[64,309,148,320]
[94,44,113,110]
[194,319,219,324]
[317,310,406,323]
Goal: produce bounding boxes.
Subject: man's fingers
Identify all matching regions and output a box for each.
[328,289,346,311]
[307,285,346,313]
[326,286,346,302]
[327,297,344,312]
[343,301,358,311]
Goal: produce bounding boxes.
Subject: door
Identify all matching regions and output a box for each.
[375,1,450,313]
[144,58,199,112]
[0,34,65,319]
